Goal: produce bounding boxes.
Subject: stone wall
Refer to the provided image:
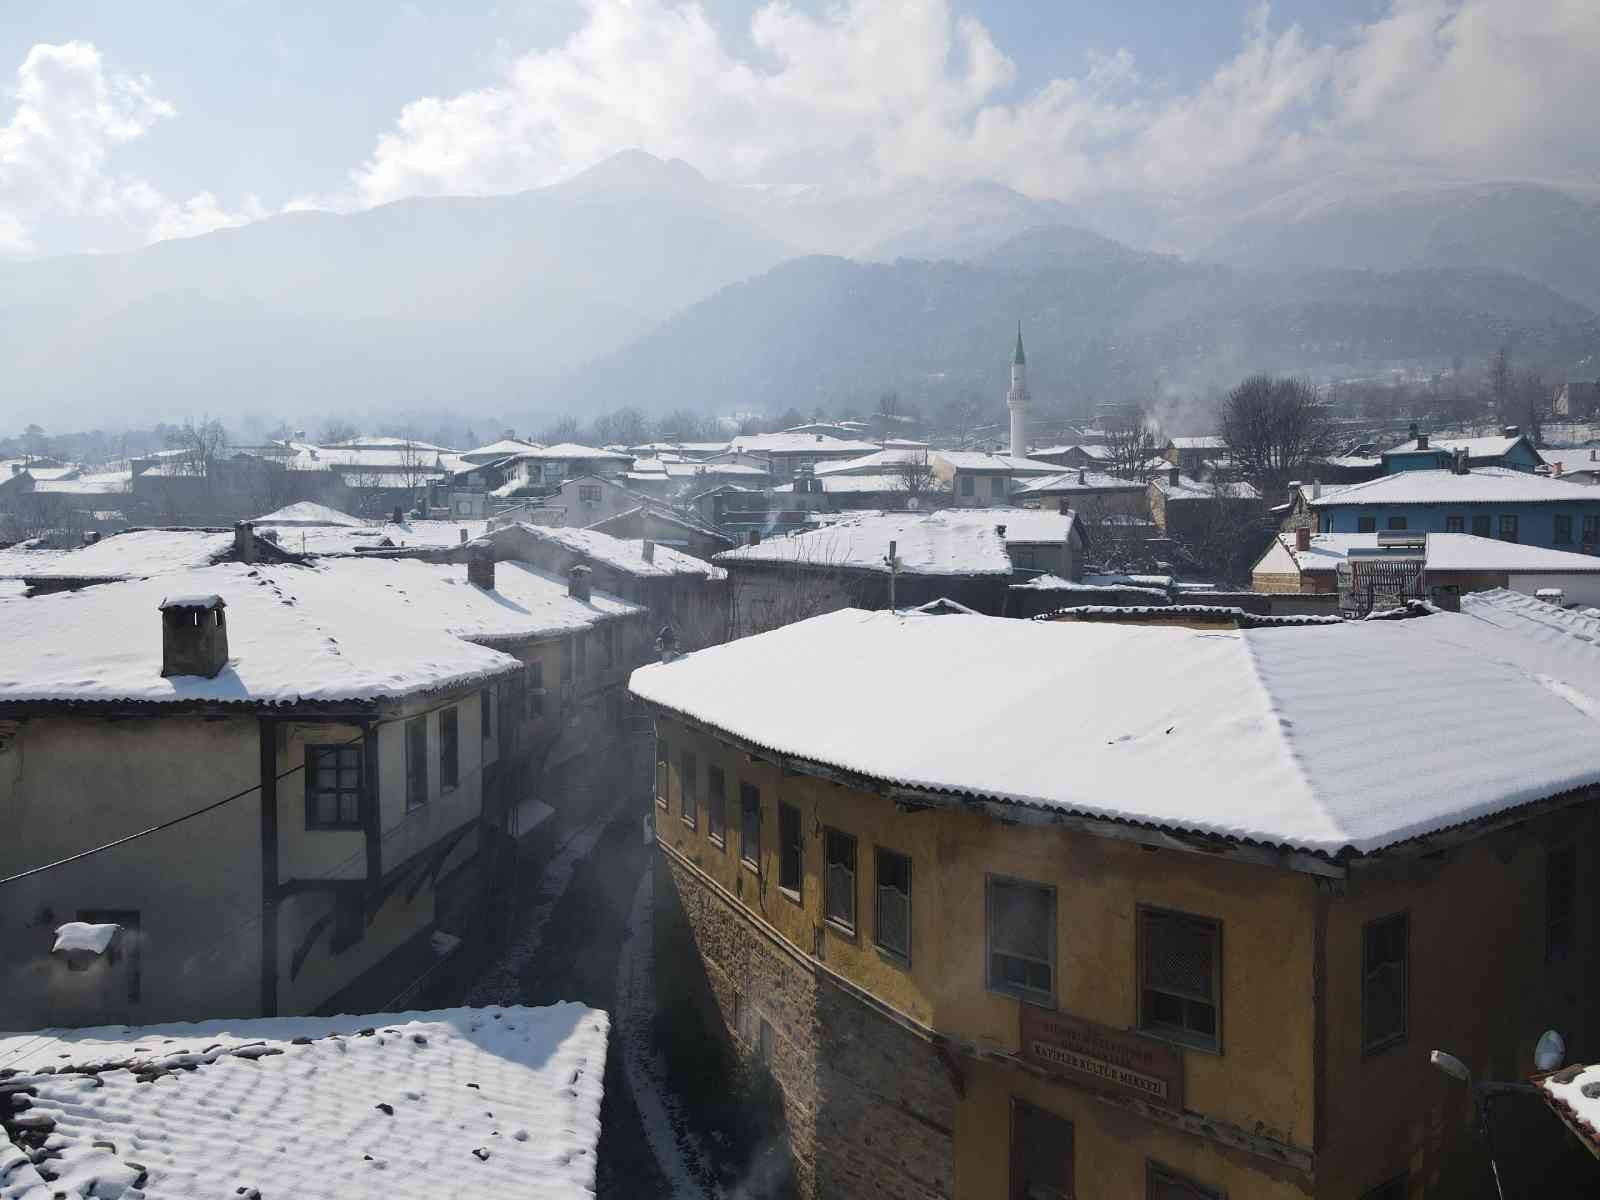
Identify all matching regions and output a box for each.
[656,850,956,1199]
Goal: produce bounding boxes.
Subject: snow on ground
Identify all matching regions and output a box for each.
[631,599,1600,857]
[0,1004,607,1200]
[467,820,610,1007]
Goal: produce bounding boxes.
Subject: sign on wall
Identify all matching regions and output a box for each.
[1019,1006,1184,1110]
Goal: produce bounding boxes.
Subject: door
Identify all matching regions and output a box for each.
[1011,1097,1074,1200]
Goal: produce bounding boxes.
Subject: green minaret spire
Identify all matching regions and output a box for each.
[1013,323,1026,366]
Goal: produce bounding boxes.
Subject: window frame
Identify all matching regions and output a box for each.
[1584,514,1600,546]
[1357,515,1377,533]
[777,801,803,901]
[874,846,912,965]
[706,763,727,847]
[304,742,366,831]
[405,716,429,811]
[986,873,1057,1007]
[439,706,459,793]
[1471,513,1491,538]
[526,660,545,717]
[1498,513,1519,543]
[1137,905,1223,1054]
[1146,1160,1226,1200]
[740,782,762,872]
[680,748,698,829]
[578,483,602,503]
[990,475,1007,498]
[655,736,670,810]
[1361,911,1409,1057]
[960,474,975,496]
[1555,513,1574,545]
[1444,514,1464,533]
[1385,516,1407,531]
[823,827,858,936]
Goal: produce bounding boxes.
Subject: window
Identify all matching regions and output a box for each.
[405,717,428,810]
[1585,515,1600,546]
[960,475,975,496]
[875,848,912,963]
[1498,514,1519,543]
[305,743,364,829]
[824,829,857,933]
[740,783,762,870]
[439,707,458,792]
[1547,846,1577,964]
[707,764,727,846]
[526,661,544,717]
[1139,908,1220,1050]
[1011,548,1037,570]
[1472,513,1491,538]
[1360,1176,1406,1200]
[76,909,139,1002]
[1357,516,1377,533]
[1362,912,1408,1054]
[1445,514,1464,533]
[987,876,1056,1004]
[1385,516,1407,531]
[1147,1162,1225,1200]
[990,475,1007,498]
[480,688,493,740]
[1010,1099,1073,1200]
[778,802,802,897]
[680,750,698,828]
[655,737,669,809]
[578,484,601,503]
[1556,514,1574,545]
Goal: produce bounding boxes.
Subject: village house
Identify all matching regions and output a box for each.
[496,443,634,498]
[1308,466,1600,549]
[724,432,881,482]
[1165,435,1229,476]
[1379,428,1543,474]
[1535,447,1600,485]
[0,1003,608,1199]
[930,450,1063,507]
[1014,468,1152,520]
[632,593,1600,1199]
[713,508,1083,633]
[588,504,735,562]
[1027,443,1115,470]
[0,551,649,1031]
[1148,468,1264,537]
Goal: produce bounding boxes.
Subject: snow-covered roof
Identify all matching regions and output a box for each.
[1015,469,1146,495]
[1538,448,1600,476]
[1169,436,1227,449]
[1151,474,1261,500]
[460,437,543,460]
[253,501,366,527]
[663,462,769,478]
[727,432,879,455]
[881,438,931,449]
[815,448,928,476]
[1031,443,1113,460]
[1541,1062,1600,1156]
[281,520,490,556]
[1257,530,1600,577]
[506,442,633,461]
[31,476,129,496]
[0,529,233,582]
[1380,435,1531,460]
[1311,465,1600,507]
[715,509,1072,576]
[589,504,733,546]
[0,562,522,708]
[1011,576,1170,600]
[491,523,727,580]
[773,473,913,495]
[932,450,1062,475]
[0,1004,606,1200]
[632,600,1600,857]
[333,436,455,451]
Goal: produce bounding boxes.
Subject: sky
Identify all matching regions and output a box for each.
[2,0,1597,257]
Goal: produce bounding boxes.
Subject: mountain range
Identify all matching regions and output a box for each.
[1,151,1596,430]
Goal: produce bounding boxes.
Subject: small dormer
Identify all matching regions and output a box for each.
[159,593,229,678]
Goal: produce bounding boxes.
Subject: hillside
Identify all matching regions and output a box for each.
[568,230,1600,417]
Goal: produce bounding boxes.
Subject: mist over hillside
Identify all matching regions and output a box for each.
[1,152,1597,432]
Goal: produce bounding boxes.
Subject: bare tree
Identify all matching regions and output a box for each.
[1168,478,1269,587]
[1218,375,1334,493]
[166,417,228,477]
[1103,406,1165,483]
[318,419,359,445]
[892,450,946,506]
[1072,496,1165,577]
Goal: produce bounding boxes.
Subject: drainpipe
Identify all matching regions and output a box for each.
[258,717,279,1016]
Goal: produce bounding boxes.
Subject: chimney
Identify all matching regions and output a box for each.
[642,538,655,563]
[1058,499,1070,515]
[1311,480,1321,499]
[159,594,229,679]
[82,530,100,545]
[1295,527,1311,552]
[392,506,404,525]
[1078,469,1086,485]
[1502,425,1520,438]
[1554,461,1564,477]
[1454,447,1469,474]
[234,521,256,564]
[1416,433,1428,450]
[459,528,468,543]
[1168,466,1181,486]
[748,529,761,546]
[9,463,19,476]
[1408,422,1419,440]
[655,623,680,663]
[996,524,1007,539]
[467,547,495,591]
[568,563,592,601]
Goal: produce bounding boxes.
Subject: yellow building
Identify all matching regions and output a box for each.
[630,595,1600,1198]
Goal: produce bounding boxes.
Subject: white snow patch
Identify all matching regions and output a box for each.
[49,922,119,955]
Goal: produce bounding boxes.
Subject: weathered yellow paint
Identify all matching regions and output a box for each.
[653,714,1320,1191]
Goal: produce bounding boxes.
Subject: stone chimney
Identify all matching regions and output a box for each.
[655,623,679,663]
[642,538,655,563]
[1554,461,1564,477]
[1077,469,1086,485]
[568,563,592,601]
[1416,433,1429,450]
[1502,425,1520,438]
[160,595,229,678]
[233,522,255,564]
[1454,447,1469,474]
[1295,527,1311,552]
[467,547,495,591]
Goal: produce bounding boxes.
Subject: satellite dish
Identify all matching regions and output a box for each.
[1535,1029,1567,1072]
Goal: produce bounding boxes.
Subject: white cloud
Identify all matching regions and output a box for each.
[335,0,1600,220]
[0,41,260,253]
